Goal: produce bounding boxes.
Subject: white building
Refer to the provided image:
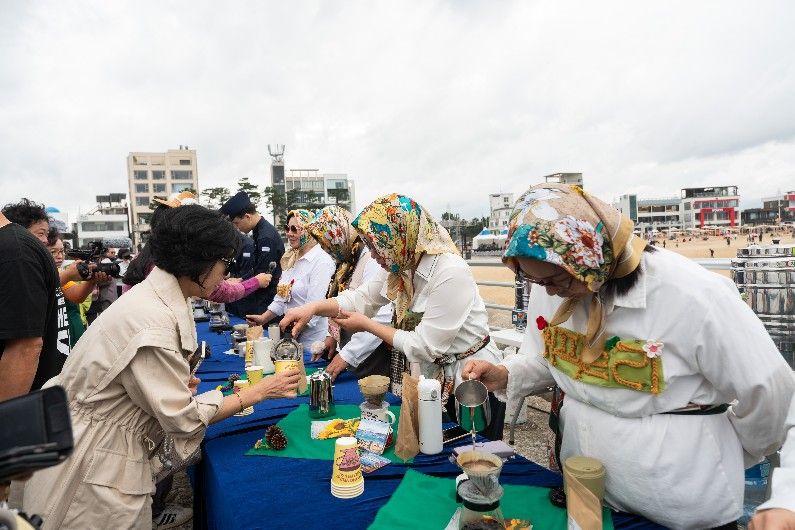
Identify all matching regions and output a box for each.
[488,193,514,231]
[681,186,740,229]
[127,146,199,246]
[283,169,356,214]
[76,194,130,248]
[544,172,583,187]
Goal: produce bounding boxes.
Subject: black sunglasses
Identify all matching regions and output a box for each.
[284,225,303,234]
[220,257,235,274]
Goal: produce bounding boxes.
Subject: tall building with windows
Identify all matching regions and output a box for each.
[127,146,199,246]
[680,186,739,229]
[488,193,514,231]
[615,194,682,233]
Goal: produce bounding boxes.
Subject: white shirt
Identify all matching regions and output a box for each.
[337,249,393,368]
[499,248,794,529]
[758,394,795,514]
[268,244,336,345]
[336,252,501,386]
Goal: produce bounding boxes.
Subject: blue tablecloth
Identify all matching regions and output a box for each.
[192,319,663,530]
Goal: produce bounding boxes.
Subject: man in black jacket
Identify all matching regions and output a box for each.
[220,192,284,318]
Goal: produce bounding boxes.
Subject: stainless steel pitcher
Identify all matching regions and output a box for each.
[309,369,335,419]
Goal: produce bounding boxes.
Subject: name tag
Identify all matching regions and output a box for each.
[261,246,270,252]
[242,252,251,258]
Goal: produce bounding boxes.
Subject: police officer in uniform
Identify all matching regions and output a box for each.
[220,192,284,318]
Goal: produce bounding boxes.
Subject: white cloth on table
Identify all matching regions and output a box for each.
[336,252,501,386]
[498,248,795,530]
[757,394,795,515]
[267,243,336,345]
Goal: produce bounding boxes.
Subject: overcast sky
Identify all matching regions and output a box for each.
[1,0,794,223]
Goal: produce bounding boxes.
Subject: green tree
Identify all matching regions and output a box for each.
[201,187,231,209]
[237,177,262,206]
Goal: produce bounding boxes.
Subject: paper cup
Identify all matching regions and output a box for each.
[274,359,300,374]
[246,366,264,385]
[564,456,605,502]
[331,437,364,497]
[254,339,276,373]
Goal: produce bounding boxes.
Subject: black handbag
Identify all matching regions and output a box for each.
[0,386,74,482]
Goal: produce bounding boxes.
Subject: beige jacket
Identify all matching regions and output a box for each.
[24,267,223,530]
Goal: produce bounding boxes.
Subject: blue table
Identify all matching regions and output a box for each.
[192,319,663,530]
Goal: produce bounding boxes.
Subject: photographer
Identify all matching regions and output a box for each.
[46,228,110,347]
[0,200,69,398]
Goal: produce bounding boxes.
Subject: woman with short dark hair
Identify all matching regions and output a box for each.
[24,205,300,529]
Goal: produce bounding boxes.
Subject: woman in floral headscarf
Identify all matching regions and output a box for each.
[304,206,394,380]
[463,183,794,530]
[247,209,335,344]
[283,194,506,440]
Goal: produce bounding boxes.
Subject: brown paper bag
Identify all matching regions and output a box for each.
[245,326,264,365]
[564,469,602,530]
[394,374,419,462]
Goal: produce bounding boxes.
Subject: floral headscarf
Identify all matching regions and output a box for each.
[504,183,646,362]
[306,206,363,297]
[352,193,459,326]
[281,209,317,271]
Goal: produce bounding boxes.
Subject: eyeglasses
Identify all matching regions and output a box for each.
[525,274,574,289]
[50,249,65,257]
[220,257,235,274]
[284,225,303,234]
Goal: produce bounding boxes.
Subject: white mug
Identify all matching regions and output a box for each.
[360,401,396,425]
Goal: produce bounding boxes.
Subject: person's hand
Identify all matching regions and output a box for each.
[254,368,301,400]
[91,271,111,284]
[255,273,273,288]
[331,310,371,334]
[461,360,510,392]
[750,508,795,530]
[281,304,317,336]
[311,336,337,362]
[324,354,350,381]
[246,313,267,326]
[324,335,338,360]
[61,262,84,282]
[188,376,200,396]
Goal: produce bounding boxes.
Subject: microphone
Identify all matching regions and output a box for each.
[268,261,277,273]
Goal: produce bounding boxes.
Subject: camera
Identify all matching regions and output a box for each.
[66,241,122,280]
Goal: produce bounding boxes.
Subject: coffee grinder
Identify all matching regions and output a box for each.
[455,451,506,530]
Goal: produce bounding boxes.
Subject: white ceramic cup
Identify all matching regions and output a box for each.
[360,401,396,425]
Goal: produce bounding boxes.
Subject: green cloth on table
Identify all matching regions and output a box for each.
[245,404,409,463]
[368,469,614,530]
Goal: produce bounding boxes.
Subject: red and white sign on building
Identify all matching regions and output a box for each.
[681,186,740,229]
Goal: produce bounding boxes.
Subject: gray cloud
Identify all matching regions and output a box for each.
[1,0,794,223]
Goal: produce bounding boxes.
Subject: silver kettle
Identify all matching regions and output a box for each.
[308,369,335,419]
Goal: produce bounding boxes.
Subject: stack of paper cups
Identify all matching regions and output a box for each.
[330,437,364,498]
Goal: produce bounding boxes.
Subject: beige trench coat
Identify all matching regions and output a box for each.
[24,267,223,530]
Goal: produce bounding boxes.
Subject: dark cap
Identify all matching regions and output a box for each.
[220,191,254,218]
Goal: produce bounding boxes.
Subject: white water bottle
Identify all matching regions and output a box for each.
[418,376,443,455]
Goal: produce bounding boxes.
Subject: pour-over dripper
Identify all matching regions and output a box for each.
[358,375,390,406]
[456,450,503,497]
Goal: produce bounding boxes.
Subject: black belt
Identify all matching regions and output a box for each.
[664,403,730,416]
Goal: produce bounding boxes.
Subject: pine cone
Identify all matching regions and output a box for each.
[265,425,288,451]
